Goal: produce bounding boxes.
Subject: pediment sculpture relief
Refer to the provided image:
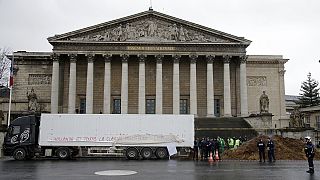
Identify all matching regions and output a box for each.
[69,18,229,43]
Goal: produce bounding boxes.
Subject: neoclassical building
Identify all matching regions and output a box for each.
[1,9,289,128]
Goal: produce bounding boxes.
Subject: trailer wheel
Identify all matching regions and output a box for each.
[13,148,27,161]
[56,147,70,160]
[155,147,168,159]
[126,147,139,160]
[141,148,153,159]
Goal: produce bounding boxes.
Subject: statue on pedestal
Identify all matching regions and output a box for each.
[259,91,269,114]
[27,88,38,112]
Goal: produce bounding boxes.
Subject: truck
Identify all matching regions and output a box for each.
[3,114,194,160]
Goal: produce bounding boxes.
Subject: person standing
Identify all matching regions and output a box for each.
[257,139,266,162]
[199,137,205,160]
[234,137,241,149]
[228,137,234,149]
[267,137,276,162]
[304,136,315,174]
[193,138,199,160]
[218,137,225,156]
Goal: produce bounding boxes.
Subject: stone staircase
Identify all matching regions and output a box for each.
[194,117,258,139]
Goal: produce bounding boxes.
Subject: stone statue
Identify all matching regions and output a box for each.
[259,91,269,114]
[290,107,302,128]
[147,20,157,37]
[27,88,38,112]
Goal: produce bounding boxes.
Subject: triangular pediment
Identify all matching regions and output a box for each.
[48,10,251,45]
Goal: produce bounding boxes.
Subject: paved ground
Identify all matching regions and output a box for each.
[0,158,319,180]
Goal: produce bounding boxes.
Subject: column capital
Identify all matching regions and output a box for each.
[173,55,181,63]
[223,55,231,63]
[103,54,112,63]
[206,55,215,63]
[69,54,77,63]
[52,53,60,62]
[121,54,129,62]
[189,54,198,64]
[87,54,94,63]
[155,54,164,63]
[240,55,248,64]
[279,70,286,76]
[138,54,146,62]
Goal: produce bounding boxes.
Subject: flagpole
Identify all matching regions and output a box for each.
[7,53,14,127]
[7,85,12,127]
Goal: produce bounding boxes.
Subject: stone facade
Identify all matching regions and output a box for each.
[0,10,289,128]
[300,106,320,129]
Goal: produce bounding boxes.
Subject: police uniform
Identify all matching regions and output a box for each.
[257,140,266,162]
[267,138,276,162]
[304,137,315,174]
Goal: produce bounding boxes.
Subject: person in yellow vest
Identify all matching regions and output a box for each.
[228,137,234,149]
[234,138,241,149]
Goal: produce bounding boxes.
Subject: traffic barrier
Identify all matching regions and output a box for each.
[215,150,219,160]
[208,152,214,162]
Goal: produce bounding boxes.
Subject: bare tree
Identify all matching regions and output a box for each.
[0,48,12,87]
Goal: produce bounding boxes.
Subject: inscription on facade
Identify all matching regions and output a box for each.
[127,46,175,51]
[247,76,267,86]
[28,74,52,85]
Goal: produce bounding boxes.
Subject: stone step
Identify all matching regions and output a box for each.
[194,117,257,139]
[195,117,252,128]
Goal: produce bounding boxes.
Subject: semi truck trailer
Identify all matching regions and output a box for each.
[3,114,194,160]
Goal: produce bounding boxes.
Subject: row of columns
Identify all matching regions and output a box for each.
[51,54,248,117]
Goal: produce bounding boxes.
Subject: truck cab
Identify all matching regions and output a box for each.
[3,115,39,160]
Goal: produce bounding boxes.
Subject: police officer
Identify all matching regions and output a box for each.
[304,136,315,174]
[257,139,266,162]
[267,137,276,162]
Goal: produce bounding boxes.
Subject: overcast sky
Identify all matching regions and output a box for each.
[0,0,319,95]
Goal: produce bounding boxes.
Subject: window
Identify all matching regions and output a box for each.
[180,99,188,114]
[146,99,155,114]
[79,98,86,114]
[113,99,121,114]
[305,115,310,128]
[214,99,221,117]
[316,116,320,129]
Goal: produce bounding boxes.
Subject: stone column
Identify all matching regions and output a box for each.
[279,69,287,119]
[138,54,146,114]
[86,54,94,114]
[51,53,60,114]
[173,55,180,114]
[240,56,248,117]
[103,54,111,114]
[190,54,197,115]
[155,55,163,114]
[223,55,232,117]
[68,54,77,114]
[121,54,129,114]
[207,55,215,117]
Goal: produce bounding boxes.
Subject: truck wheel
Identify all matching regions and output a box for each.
[13,148,27,161]
[56,147,70,160]
[141,148,153,159]
[126,148,139,160]
[155,147,168,159]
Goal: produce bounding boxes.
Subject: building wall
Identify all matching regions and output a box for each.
[0,57,52,115]
[246,55,288,128]
[0,53,288,129]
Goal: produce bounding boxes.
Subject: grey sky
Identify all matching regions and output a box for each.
[0,0,319,95]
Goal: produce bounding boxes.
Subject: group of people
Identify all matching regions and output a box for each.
[193,136,247,161]
[257,137,276,163]
[192,135,316,174]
